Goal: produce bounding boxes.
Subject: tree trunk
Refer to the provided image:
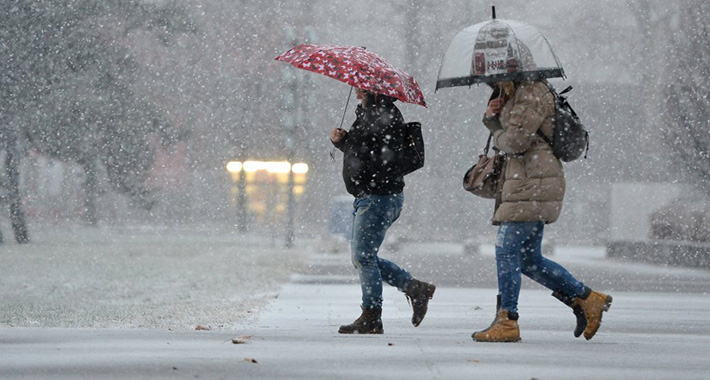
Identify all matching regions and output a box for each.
[5,142,29,243]
[404,0,421,70]
[82,160,99,226]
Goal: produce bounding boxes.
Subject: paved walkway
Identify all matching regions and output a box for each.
[2,246,710,380]
[229,283,710,380]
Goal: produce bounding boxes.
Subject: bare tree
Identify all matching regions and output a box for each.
[0,0,192,234]
[660,1,710,196]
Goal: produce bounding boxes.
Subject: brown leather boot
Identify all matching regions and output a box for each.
[572,289,612,340]
[472,310,521,342]
[474,295,505,337]
[552,290,588,338]
[405,279,436,327]
[338,307,383,334]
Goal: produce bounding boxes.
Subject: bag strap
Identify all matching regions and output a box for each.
[536,129,553,146]
[483,133,492,155]
[482,133,501,156]
[405,122,423,162]
[537,82,566,147]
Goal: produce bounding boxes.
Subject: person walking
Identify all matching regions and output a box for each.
[471,80,612,342]
[330,87,435,335]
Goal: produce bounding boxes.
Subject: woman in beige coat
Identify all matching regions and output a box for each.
[471,80,612,343]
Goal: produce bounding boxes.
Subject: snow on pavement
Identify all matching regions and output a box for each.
[0,226,312,329]
[1,284,709,380]
[2,227,710,379]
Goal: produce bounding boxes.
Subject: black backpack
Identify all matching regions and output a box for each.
[537,85,589,162]
[400,122,425,175]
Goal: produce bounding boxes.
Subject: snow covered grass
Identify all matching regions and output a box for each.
[0,225,312,330]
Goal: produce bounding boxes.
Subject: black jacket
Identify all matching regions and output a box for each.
[333,102,406,197]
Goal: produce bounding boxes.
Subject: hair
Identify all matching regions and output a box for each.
[363,91,396,108]
[499,81,516,98]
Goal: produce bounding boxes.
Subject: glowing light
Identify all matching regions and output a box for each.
[226,161,243,173]
[269,161,292,174]
[228,161,308,175]
[243,161,261,172]
[241,160,292,173]
[292,163,309,174]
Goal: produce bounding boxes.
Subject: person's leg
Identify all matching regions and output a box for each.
[496,222,539,314]
[378,257,413,290]
[519,222,612,340]
[373,193,413,290]
[372,193,435,327]
[339,195,389,334]
[519,222,587,298]
[473,221,535,342]
[344,193,435,330]
[350,194,402,310]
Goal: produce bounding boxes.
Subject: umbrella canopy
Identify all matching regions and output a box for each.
[436,18,564,90]
[275,44,426,107]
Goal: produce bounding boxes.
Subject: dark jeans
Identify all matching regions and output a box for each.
[496,221,587,313]
[350,193,412,309]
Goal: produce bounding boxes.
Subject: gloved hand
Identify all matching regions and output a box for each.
[482,113,502,134]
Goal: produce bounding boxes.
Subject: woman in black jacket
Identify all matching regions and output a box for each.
[330,88,435,334]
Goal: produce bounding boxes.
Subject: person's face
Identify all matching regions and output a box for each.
[355,88,368,102]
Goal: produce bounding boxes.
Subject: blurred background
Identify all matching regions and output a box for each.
[1,0,708,249]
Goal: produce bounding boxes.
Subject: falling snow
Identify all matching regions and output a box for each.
[0,0,708,378]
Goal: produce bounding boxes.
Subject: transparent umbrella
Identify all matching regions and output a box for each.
[436,8,565,90]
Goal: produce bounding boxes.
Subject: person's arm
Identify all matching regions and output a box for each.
[492,83,548,154]
[387,111,406,155]
[482,87,504,133]
[482,113,503,133]
[330,128,348,152]
[379,108,406,175]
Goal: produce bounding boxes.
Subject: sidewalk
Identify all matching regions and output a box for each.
[231,282,710,380]
[1,282,709,379]
[3,242,710,380]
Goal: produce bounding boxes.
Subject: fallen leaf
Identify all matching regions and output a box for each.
[244,357,258,364]
[195,325,212,331]
[232,335,252,344]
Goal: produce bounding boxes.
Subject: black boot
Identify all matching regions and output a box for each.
[552,290,588,338]
[338,307,383,334]
[405,279,436,327]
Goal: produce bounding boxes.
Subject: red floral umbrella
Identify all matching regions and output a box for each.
[275,44,426,107]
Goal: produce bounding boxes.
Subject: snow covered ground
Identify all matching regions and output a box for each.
[2,284,709,380]
[2,227,710,379]
[0,226,312,330]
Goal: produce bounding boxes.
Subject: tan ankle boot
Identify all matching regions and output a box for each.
[338,307,383,334]
[472,310,521,342]
[573,290,612,340]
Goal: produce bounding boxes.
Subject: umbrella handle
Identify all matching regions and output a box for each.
[331,86,355,162]
[338,86,354,130]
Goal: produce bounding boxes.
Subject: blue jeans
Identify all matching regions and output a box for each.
[350,193,412,310]
[496,221,587,314]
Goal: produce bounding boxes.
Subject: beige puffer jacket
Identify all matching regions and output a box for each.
[482,81,565,224]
